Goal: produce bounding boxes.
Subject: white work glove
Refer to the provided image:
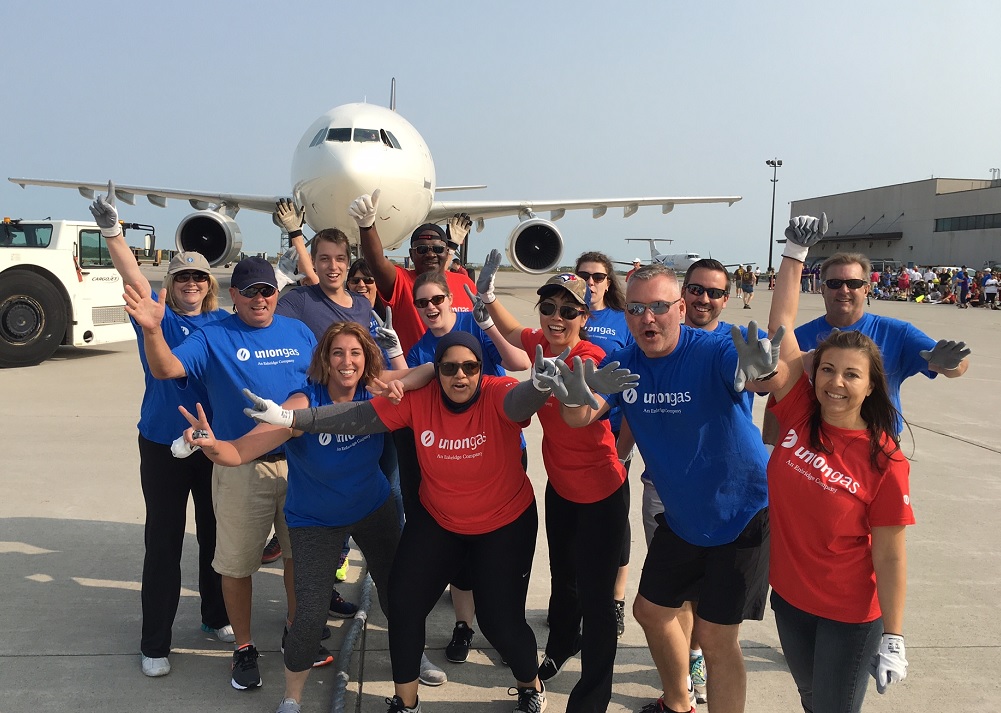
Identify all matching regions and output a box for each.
[372,307,403,359]
[782,212,828,262]
[731,322,785,391]
[242,388,294,427]
[531,345,570,398]
[274,198,306,235]
[274,246,305,291]
[89,180,122,238]
[476,249,502,304]
[463,284,493,331]
[170,434,200,458]
[869,634,907,694]
[583,359,640,395]
[347,189,381,229]
[919,339,970,371]
[446,212,472,248]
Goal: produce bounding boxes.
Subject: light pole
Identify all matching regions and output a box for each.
[766,158,782,271]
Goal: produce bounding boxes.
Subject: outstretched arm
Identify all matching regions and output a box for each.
[179,400,295,467]
[123,284,186,379]
[243,388,389,435]
[463,284,532,370]
[350,190,398,299]
[476,249,524,347]
[274,199,319,286]
[91,181,151,294]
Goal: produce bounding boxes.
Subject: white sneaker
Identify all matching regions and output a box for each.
[419,653,447,686]
[202,623,236,643]
[276,698,302,713]
[141,654,171,677]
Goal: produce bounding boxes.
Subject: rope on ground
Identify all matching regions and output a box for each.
[329,570,374,713]
[908,421,1001,455]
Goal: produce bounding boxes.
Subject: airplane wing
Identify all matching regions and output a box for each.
[426,196,741,225]
[8,177,285,213]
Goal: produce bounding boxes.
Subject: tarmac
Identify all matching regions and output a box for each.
[1,267,1000,712]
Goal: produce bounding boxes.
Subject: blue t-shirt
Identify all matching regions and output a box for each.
[586,307,634,432]
[795,312,936,433]
[602,327,769,546]
[406,312,506,377]
[131,293,228,444]
[171,314,316,442]
[276,283,372,340]
[283,382,388,528]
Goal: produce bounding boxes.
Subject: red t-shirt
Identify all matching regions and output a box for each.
[520,328,625,503]
[371,376,534,535]
[384,265,476,353]
[768,373,915,623]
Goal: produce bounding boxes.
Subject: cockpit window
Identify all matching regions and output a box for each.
[353,128,380,143]
[308,128,326,148]
[325,128,352,142]
[384,130,402,149]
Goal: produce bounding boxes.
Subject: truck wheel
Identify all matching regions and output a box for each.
[0,272,68,367]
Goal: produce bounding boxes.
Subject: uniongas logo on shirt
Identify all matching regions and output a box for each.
[236,345,302,364]
[420,429,488,461]
[780,427,861,495]
[628,388,691,414]
[318,432,369,450]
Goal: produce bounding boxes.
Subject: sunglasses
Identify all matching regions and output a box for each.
[575,270,607,283]
[438,360,482,377]
[414,294,448,308]
[625,298,682,316]
[412,244,447,255]
[539,301,586,320]
[238,284,277,299]
[824,278,867,290]
[348,276,375,285]
[173,271,209,283]
[685,284,727,299]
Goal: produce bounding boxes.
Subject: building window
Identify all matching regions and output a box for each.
[935,213,1001,232]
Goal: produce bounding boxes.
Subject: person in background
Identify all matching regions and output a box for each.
[627,258,643,282]
[448,257,469,278]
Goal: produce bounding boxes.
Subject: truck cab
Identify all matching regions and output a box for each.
[0,218,137,367]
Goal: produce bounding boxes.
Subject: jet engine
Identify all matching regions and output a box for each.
[175,211,243,267]
[505,218,563,274]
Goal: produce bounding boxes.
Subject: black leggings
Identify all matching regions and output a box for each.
[138,435,227,658]
[388,501,539,683]
[545,480,629,713]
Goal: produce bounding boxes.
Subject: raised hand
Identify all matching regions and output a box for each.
[275,246,304,291]
[178,402,217,449]
[274,198,306,234]
[446,212,473,246]
[463,284,493,331]
[89,180,122,238]
[123,283,165,330]
[583,359,639,394]
[869,634,907,694]
[242,388,294,427]
[368,377,405,404]
[555,356,601,410]
[731,322,785,391]
[347,189,381,229]
[919,339,970,371]
[531,344,570,400]
[782,212,829,262]
[476,249,502,304]
[372,307,403,359]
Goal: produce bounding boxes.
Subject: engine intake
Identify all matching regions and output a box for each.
[506,218,563,274]
[175,211,243,267]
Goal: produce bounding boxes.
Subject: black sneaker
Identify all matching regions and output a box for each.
[281,626,334,668]
[231,644,262,690]
[445,621,475,663]
[537,654,566,682]
[329,589,358,618]
[385,695,422,712]
[614,599,626,638]
[509,681,546,713]
[261,535,282,564]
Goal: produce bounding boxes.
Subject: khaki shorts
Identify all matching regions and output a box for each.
[211,459,291,578]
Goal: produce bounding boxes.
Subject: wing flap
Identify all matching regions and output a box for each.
[426,196,741,223]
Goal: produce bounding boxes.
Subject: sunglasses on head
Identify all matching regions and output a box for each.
[348,276,375,285]
[625,298,682,316]
[685,284,727,299]
[438,360,482,377]
[412,244,447,255]
[575,270,607,283]
[824,278,867,290]
[539,301,585,320]
[238,284,277,299]
[174,271,209,283]
[414,293,448,308]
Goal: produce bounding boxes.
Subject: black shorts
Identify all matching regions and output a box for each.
[638,508,769,625]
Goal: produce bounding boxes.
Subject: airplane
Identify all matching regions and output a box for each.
[622,238,753,273]
[9,86,742,275]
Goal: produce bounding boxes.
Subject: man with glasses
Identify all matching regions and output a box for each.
[125,256,322,691]
[562,263,772,713]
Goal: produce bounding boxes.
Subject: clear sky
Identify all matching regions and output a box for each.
[2,1,997,268]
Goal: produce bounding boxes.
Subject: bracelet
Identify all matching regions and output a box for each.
[360,224,375,231]
[288,229,303,239]
[447,240,460,251]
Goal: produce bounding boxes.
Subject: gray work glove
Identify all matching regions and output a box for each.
[89,180,122,238]
[869,634,907,694]
[731,321,785,392]
[347,189,381,228]
[274,198,306,234]
[583,359,640,395]
[919,339,970,371]
[446,212,472,247]
[476,249,502,304]
[242,388,294,427]
[531,345,570,399]
[372,307,403,359]
[782,212,829,262]
[463,284,493,331]
[555,356,601,410]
